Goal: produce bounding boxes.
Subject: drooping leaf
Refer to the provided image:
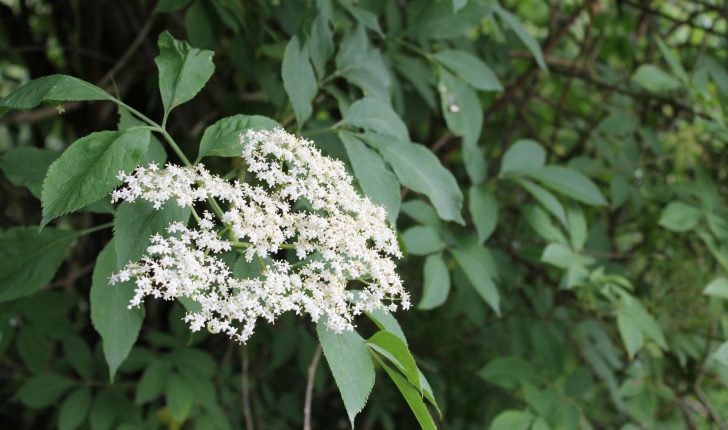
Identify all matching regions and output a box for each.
[0,147,60,198]
[419,253,451,310]
[361,133,464,224]
[90,240,144,381]
[402,225,443,256]
[317,318,375,428]
[493,4,547,71]
[0,75,114,118]
[526,166,608,206]
[41,128,150,227]
[0,226,80,302]
[282,35,318,128]
[155,31,215,115]
[339,132,400,225]
[469,187,498,244]
[434,49,502,91]
[366,331,420,390]
[373,354,437,430]
[114,199,190,269]
[658,201,702,232]
[58,387,91,430]
[500,140,546,176]
[343,98,409,142]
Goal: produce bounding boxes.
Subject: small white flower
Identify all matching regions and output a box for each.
[110,128,408,342]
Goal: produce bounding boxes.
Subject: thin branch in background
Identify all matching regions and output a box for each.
[303,345,323,430]
[242,345,255,430]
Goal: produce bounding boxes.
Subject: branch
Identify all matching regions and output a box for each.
[303,345,323,430]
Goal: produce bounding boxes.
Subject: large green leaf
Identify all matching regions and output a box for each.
[434,49,502,91]
[366,331,420,390]
[0,226,79,302]
[373,354,437,430]
[282,35,318,128]
[339,132,400,225]
[90,241,144,381]
[419,253,451,310]
[469,186,498,244]
[58,387,91,430]
[526,166,608,206]
[402,225,443,256]
[41,128,150,227]
[450,236,500,315]
[335,24,368,72]
[493,4,547,71]
[361,133,464,224]
[658,201,702,233]
[197,114,280,160]
[341,49,391,102]
[114,199,190,269]
[155,31,215,116]
[499,139,546,176]
[316,318,375,428]
[0,147,60,198]
[343,98,409,142]
[0,75,114,118]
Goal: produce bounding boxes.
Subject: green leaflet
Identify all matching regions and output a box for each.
[0,226,80,302]
[713,342,728,366]
[526,166,608,206]
[0,74,114,118]
[658,201,702,232]
[310,12,334,79]
[166,372,195,421]
[89,388,118,430]
[361,133,464,224]
[62,336,94,380]
[58,387,91,430]
[489,410,534,430]
[499,139,546,176]
[616,310,644,359]
[41,128,150,227]
[338,0,384,38]
[17,326,50,373]
[392,54,438,110]
[113,199,191,269]
[419,253,451,310]
[343,98,409,142]
[90,241,144,381]
[468,186,498,244]
[402,225,444,255]
[185,0,215,50]
[367,331,420,390]
[434,49,502,91]
[408,0,486,40]
[450,236,500,315]
[341,49,391,102]
[632,64,681,93]
[14,373,78,408]
[282,35,318,128]
[363,308,408,346]
[155,31,215,116]
[197,114,280,160]
[0,147,60,198]
[118,106,167,166]
[704,278,728,299]
[316,318,375,428]
[514,178,567,227]
[493,4,547,71]
[339,132,400,225]
[335,24,368,72]
[372,354,437,430]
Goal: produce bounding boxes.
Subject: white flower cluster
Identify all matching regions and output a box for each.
[110,128,409,342]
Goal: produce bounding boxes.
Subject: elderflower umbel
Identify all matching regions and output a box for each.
[110,128,409,342]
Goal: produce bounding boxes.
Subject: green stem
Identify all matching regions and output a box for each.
[81,222,113,235]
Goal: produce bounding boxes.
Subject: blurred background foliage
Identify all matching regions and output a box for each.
[2,0,728,429]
